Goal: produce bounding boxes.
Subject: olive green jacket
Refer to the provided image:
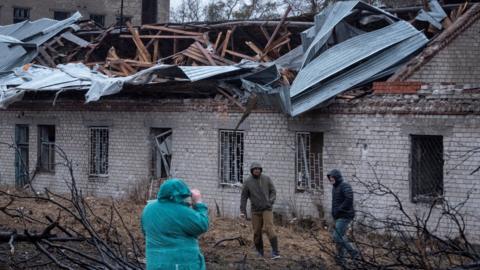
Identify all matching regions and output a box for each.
[240,174,276,214]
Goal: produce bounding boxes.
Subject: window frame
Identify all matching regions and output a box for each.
[218,129,244,186]
[53,10,71,20]
[410,134,444,203]
[89,14,106,27]
[89,127,109,177]
[295,131,323,192]
[37,125,55,173]
[13,7,30,23]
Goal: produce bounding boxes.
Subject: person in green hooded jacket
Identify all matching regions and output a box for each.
[240,162,280,259]
[141,178,209,270]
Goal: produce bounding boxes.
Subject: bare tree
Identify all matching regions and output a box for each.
[170,0,203,23]
[312,161,480,269]
[0,144,144,269]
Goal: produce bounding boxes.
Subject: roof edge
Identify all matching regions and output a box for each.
[388,3,480,82]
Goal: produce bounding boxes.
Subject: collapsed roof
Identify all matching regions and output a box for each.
[0,0,468,115]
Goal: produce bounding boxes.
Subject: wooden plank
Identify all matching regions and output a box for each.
[263,5,291,55]
[145,30,162,49]
[217,87,246,111]
[213,32,223,50]
[245,41,271,61]
[153,39,159,62]
[141,25,203,36]
[106,58,154,68]
[181,51,211,65]
[126,21,151,63]
[195,42,216,65]
[225,49,257,62]
[221,29,232,57]
[38,47,56,67]
[260,25,271,41]
[120,34,201,40]
[189,46,232,66]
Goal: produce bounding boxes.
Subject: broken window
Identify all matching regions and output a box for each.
[37,125,55,172]
[411,135,444,202]
[90,14,105,27]
[53,11,70,20]
[296,132,323,191]
[151,128,172,179]
[13,7,30,23]
[219,130,244,185]
[89,127,109,176]
[15,125,29,187]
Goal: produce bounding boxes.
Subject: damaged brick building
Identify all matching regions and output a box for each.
[1,0,480,243]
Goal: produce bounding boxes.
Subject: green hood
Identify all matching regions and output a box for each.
[157,178,191,204]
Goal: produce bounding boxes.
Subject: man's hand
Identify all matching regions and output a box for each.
[191,189,202,204]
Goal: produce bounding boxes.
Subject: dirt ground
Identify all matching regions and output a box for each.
[0,191,338,269]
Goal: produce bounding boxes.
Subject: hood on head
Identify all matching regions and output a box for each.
[157,178,191,203]
[327,169,344,183]
[250,162,263,175]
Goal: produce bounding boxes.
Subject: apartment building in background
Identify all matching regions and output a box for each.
[0,0,170,26]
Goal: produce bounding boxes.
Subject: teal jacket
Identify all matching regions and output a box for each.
[141,179,209,270]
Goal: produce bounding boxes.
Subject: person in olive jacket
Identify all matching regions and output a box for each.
[328,169,358,264]
[240,162,280,259]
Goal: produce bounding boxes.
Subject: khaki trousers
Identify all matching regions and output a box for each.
[251,210,276,247]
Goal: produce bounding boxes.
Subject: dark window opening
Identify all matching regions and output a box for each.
[15,125,29,187]
[89,14,105,27]
[411,135,444,202]
[37,125,55,172]
[89,127,109,176]
[142,0,158,24]
[296,132,323,191]
[151,128,172,179]
[219,130,244,185]
[13,7,30,23]
[53,11,70,20]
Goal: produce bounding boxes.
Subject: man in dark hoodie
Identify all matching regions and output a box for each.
[328,169,358,264]
[240,162,280,259]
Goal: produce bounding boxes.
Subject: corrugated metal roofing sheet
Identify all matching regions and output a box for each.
[0,12,81,72]
[290,21,421,98]
[291,33,428,116]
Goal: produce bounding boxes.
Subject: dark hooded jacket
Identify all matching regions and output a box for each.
[328,169,355,220]
[240,162,276,214]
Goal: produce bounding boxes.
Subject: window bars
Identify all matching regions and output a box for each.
[219,130,244,184]
[89,127,109,176]
[296,132,323,191]
[411,135,444,202]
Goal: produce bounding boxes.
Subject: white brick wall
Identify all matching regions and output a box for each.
[1,89,479,241]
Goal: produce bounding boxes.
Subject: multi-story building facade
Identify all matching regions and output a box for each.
[0,0,169,26]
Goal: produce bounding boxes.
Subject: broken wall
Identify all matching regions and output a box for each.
[0,100,323,220]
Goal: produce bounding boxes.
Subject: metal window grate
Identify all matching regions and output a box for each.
[89,127,109,176]
[411,135,444,202]
[13,8,30,23]
[38,125,55,172]
[90,14,105,27]
[296,132,323,191]
[219,130,244,184]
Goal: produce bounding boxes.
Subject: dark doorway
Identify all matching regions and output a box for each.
[142,0,158,24]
